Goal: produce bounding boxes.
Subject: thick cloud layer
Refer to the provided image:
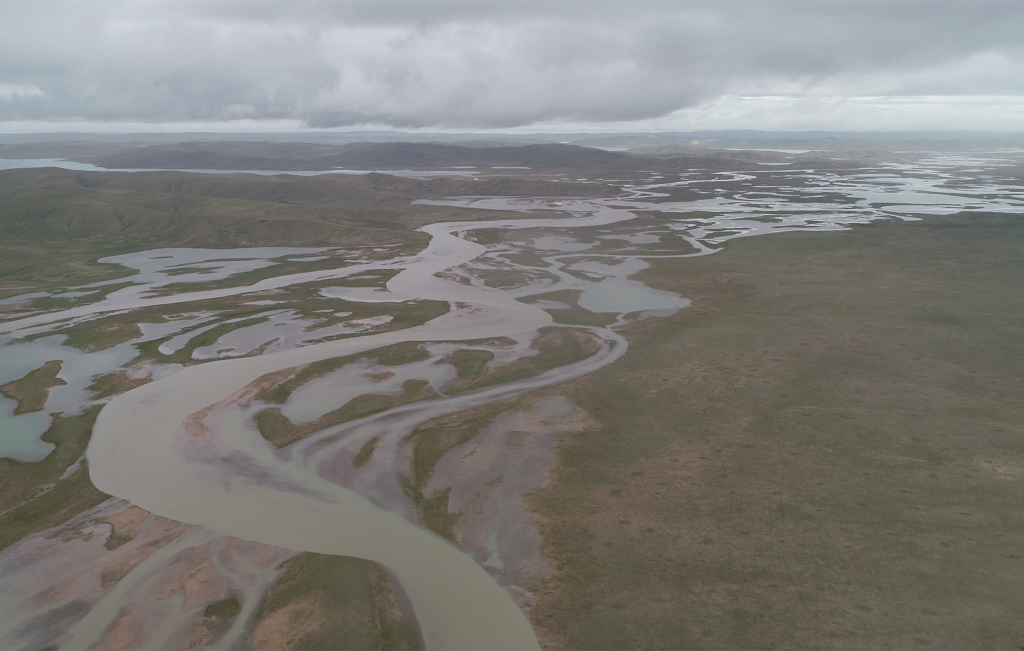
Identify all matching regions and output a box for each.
[1,1,1022,131]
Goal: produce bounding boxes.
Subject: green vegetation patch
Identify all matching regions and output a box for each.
[204,596,242,620]
[57,320,144,353]
[401,401,512,541]
[0,243,137,302]
[0,406,109,551]
[149,254,352,296]
[0,169,444,294]
[252,552,422,651]
[473,265,556,290]
[87,370,151,400]
[160,265,219,277]
[103,528,133,551]
[24,281,138,313]
[353,436,381,468]
[0,360,67,414]
[188,595,244,646]
[24,301,190,353]
[445,326,602,394]
[256,342,430,405]
[398,480,461,544]
[0,166,576,299]
[256,380,437,449]
[437,349,494,379]
[405,400,510,488]
[132,309,284,366]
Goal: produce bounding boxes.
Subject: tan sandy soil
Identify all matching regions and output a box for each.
[98,613,145,651]
[146,542,227,609]
[102,505,149,542]
[250,593,325,650]
[100,517,188,588]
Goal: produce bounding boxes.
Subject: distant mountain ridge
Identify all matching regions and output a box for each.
[0,138,880,173]
[85,141,652,171]
[83,140,861,172]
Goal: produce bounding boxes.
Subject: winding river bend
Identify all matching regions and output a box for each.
[4,157,1018,649]
[85,204,641,650]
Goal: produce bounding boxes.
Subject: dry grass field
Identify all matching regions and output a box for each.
[530,214,1024,649]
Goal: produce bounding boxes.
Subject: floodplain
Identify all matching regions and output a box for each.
[0,142,1022,649]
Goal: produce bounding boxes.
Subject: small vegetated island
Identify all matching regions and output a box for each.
[1,138,1022,650]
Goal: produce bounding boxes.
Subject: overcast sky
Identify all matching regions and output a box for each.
[1,1,1022,133]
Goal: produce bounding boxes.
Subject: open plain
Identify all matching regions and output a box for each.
[0,139,1022,649]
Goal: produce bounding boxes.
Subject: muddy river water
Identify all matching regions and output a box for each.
[85,206,640,651]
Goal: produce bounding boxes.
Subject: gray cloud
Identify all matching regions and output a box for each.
[0,1,1022,130]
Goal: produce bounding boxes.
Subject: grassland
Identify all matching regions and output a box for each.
[528,213,1024,649]
[254,342,431,404]
[144,254,394,297]
[194,596,243,645]
[0,166,497,560]
[353,436,382,468]
[440,327,602,394]
[438,349,494,378]
[247,341,434,447]
[401,401,515,542]
[0,360,66,414]
[0,167,581,300]
[22,285,448,368]
[252,326,602,450]
[0,407,109,551]
[251,552,423,651]
[256,380,437,449]
[13,281,138,314]
[87,370,151,400]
